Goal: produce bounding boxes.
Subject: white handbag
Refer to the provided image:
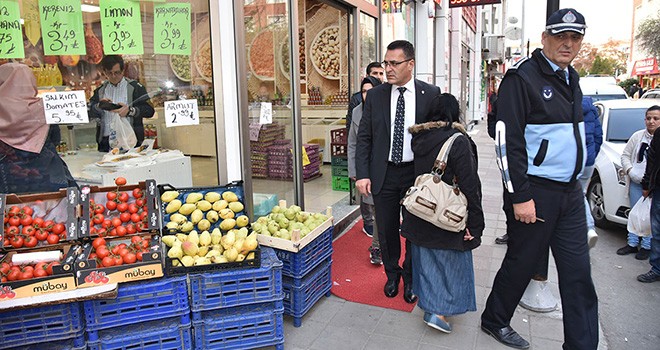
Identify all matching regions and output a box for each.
[402,133,468,232]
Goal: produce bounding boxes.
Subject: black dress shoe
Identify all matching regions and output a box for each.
[481,324,530,349]
[495,234,509,245]
[384,279,399,298]
[403,283,417,303]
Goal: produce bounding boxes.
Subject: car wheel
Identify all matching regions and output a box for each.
[587,175,610,228]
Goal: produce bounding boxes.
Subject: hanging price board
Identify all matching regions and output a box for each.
[154,3,191,55]
[164,99,199,127]
[100,0,144,55]
[38,0,86,55]
[42,91,89,124]
[0,0,24,58]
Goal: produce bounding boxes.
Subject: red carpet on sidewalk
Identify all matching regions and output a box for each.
[331,220,415,313]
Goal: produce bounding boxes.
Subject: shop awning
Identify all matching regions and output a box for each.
[631,57,659,76]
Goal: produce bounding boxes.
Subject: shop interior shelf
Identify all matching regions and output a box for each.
[282,258,333,327]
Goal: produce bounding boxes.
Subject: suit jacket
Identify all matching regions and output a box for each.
[355,79,441,195]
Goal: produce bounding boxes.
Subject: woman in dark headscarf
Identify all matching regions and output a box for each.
[400,92,484,333]
[0,63,76,193]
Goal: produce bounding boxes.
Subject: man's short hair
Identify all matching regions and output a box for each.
[101,55,124,71]
[647,105,660,114]
[386,40,415,60]
[366,62,382,75]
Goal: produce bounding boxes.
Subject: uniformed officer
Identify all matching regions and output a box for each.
[480,8,599,350]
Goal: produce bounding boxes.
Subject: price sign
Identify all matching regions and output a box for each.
[164,99,199,127]
[249,123,261,142]
[0,0,24,58]
[100,0,144,55]
[154,3,191,55]
[260,102,272,125]
[42,91,89,124]
[38,0,86,56]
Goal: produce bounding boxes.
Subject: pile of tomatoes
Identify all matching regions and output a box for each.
[88,235,153,268]
[0,260,61,283]
[2,205,67,249]
[89,178,149,237]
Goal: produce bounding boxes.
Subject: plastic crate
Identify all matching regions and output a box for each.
[330,128,348,144]
[331,165,349,177]
[192,301,284,350]
[274,225,333,278]
[83,275,190,333]
[8,329,85,350]
[0,302,83,350]
[330,142,347,156]
[189,247,283,313]
[332,176,351,192]
[87,318,192,350]
[330,155,348,167]
[282,258,332,327]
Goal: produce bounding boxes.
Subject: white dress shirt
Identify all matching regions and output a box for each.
[102,78,128,137]
[389,78,416,162]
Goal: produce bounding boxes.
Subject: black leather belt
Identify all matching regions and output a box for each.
[387,161,413,167]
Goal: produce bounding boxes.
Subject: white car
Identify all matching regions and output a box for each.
[588,99,658,227]
[579,80,628,102]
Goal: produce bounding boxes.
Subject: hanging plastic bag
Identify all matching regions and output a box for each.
[108,113,137,151]
[627,196,652,237]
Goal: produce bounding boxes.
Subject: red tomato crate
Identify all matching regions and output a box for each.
[87,317,192,350]
[83,275,190,337]
[282,258,332,327]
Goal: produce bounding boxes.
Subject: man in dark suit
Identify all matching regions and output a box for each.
[355,40,440,303]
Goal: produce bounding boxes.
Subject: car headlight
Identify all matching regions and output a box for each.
[614,163,626,185]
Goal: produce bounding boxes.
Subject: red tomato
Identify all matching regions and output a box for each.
[7,216,20,227]
[0,262,10,275]
[118,192,129,203]
[136,251,143,261]
[141,239,150,249]
[8,206,20,216]
[6,225,20,236]
[106,191,118,201]
[32,217,44,228]
[23,236,38,248]
[115,177,127,186]
[111,217,122,227]
[135,222,145,231]
[102,256,115,267]
[92,213,105,225]
[3,237,9,247]
[111,245,121,255]
[22,225,35,236]
[89,252,97,260]
[130,236,142,244]
[118,247,130,257]
[128,203,139,214]
[105,200,117,211]
[117,203,129,213]
[123,252,137,264]
[113,255,123,266]
[117,243,128,250]
[46,234,60,245]
[108,228,117,236]
[92,237,107,249]
[125,223,136,234]
[52,223,65,235]
[10,236,24,248]
[20,215,33,226]
[46,262,60,275]
[115,226,127,237]
[119,212,131,223]
[94,204,105,214]
[89,227,98,235]
[102,219,113,228]
[135,198,145,207]
[132,188,143,198]
[96,246,109,259]
[7,269,20,281]
[96,227,107,236]
[35,229,48,241]
[21,206,34,217]
[34,268,48,278]
[19,270,33,280]
[43,220,54,230]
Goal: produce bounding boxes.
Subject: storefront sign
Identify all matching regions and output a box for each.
[42,91,89,124]
[631,57,659,77]
[164,99,199,127]
[154,3,191,55]
[38,0,86,56]
[0,0,24,58]
[100,0,144,55]
[260,102,272,125]
[449,0,502,8]
[382,0,403,14]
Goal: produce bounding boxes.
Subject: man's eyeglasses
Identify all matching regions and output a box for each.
[381,58,413,68]
[104,70,123,77]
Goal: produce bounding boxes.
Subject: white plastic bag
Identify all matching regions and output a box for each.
[627,196,652,237]
[108,114,137,151]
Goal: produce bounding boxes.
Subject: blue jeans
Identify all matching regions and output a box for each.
[628,182,652,249]
[650,189,660,275]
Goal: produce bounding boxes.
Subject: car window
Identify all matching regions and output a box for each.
[586,94,628,102]
[606,108,647,142]
[641,92,660,99]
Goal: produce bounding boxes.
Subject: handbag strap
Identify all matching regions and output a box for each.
[432,132,463,174]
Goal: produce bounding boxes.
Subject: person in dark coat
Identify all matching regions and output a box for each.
[400,92,484,334]
[639,116,660,282]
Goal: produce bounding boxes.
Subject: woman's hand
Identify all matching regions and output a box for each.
[463,228,474,241]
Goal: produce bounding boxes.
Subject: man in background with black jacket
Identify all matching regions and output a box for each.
[346,62,384,133]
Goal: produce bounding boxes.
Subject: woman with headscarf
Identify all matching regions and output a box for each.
[400,93,483,333]
[0,62,76,194]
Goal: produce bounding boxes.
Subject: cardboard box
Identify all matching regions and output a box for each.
[0,245,78,302]
[74,236,163,288]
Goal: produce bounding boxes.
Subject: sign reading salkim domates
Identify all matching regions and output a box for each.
[449,0,502,8]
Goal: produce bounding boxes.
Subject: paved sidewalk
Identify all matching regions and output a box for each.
[280,123,607,350]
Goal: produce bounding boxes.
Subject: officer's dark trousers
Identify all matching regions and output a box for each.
[482,178,599,350]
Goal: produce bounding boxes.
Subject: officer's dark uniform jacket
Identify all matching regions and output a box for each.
[495,48,586,204]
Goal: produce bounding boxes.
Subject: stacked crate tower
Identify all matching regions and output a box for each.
[330,128,350,191]
[250,123,285,178]
[268,140,322,181]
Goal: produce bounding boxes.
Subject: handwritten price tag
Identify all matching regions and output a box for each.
[38,0,86,56]
[100,0,144,55]
[260,102,273,125]
[43,91,89,124]
[154,3,191,55]
[164,99,199,127]
[0,1,24,59]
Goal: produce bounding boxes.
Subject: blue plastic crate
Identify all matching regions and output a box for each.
[274,226,333,278]
[83,275,190,332]
[190,247,282,313]
[9,328,85,350]
[192,301,284,350]
[0,302,83,350]
[282,259,332,327]
[87,317,192,350]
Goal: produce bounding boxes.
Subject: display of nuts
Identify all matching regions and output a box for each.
[310,27,339,78]
[299,28,306,75]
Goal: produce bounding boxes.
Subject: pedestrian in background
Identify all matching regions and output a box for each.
[346,62,384,133]
[482,8,598,349]
[581,96,603,248]
[347,76,382,265]
[639,114,660,283]
[401,93,483,334]
[617,105,660,260]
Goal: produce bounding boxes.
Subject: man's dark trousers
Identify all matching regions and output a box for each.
[373,162,416,284]
[482,178,599,350]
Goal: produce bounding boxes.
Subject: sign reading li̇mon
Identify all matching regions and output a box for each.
[154,3,191,55]
[38,0,86,56]
[164,99,199,127]
[100,0,144,55]
[0,0,25,58]
[43,91,89,124]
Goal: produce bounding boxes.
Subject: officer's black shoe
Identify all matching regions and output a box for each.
[481,324,530,349]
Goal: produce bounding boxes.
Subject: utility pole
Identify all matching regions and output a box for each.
[547,0,560,18]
